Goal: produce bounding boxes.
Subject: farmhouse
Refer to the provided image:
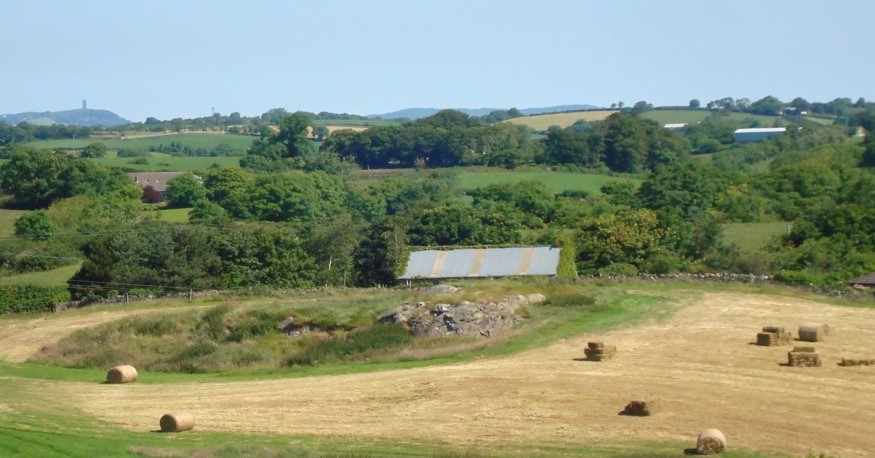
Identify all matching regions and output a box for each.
[848,272,875,289]
[664,123,687,130]
[733,127,787,143]
[399,246,561,281]
[126,172,200,193]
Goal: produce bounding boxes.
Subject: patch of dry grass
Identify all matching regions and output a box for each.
[504,110,618,130]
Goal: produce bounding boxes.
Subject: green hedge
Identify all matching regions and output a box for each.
[0,285,70,314]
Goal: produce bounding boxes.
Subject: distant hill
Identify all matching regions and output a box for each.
[370,104,600,120]
[0,108,130,127]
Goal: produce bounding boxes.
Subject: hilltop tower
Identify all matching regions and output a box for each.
[82,99,87,110]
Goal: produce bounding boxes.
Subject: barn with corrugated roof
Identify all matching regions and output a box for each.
[848,272,875,289]
[399,246,562,281]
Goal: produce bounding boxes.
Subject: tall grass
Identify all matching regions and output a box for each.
[288,323,412,366]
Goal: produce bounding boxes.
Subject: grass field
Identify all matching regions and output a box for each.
[156,207,191,222]
[26,133,255,154]
[641,110,788,128]
[0,262,81,287]
[2,281,874,456]
[723,222,788,253]
[0,208,25,238]
[94,155,240,173]
[456,169,640,195]
[313,118,399,127]
[503,109,790,131]
[503,110,618,130]
[641,110,712,124]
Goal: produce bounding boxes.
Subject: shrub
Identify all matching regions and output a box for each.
[556,240,578,278]
[734,254,770,275]
[773,270,843,289]
[14,210,59,240]
[0,285,70,313]
[600,262,638,276]
[645,253,679,274]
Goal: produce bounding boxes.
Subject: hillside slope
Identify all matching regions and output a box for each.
[0,108,130,126]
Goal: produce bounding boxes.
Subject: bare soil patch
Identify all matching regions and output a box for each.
[9,292,875,456]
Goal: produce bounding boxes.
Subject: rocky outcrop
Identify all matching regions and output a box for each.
[377,294,545,338]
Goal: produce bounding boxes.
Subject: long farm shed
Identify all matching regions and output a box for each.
[400,247,561,280]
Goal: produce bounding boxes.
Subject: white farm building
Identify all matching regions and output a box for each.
[733,127,786,143]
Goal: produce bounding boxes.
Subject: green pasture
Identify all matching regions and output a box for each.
[25,133,254,154]
[456,170,641,195]
[723,222,788,254]
[156,207,191,223]
[0,208,25,238]
[804,115,836,126]
[94,155,240,173]
[0,262,81,287]
[641,110,712,124]
[641,110,787,128]
[313,118,399,127]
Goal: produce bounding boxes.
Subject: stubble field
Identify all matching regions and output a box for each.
[1,289,874,456]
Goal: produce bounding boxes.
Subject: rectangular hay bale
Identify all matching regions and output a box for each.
[757,332,777,346]
[585,345,617,361]
[788,350,821,367]
[757,327,793,346]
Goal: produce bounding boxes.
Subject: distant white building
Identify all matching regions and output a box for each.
[733,127,787,143]
[664,123,687,130]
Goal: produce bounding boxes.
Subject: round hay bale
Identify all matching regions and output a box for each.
[159,412,195,433]
[106,365,138,384]
[798,324,827,342]
[696,428,726,455]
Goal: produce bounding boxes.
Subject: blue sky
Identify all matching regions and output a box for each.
[2,0,873,122]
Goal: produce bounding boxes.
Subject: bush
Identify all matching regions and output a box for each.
[645,253,679,274]
[556,240,578,278]
[733,254,770,275]
[117,149,144,158]
[600,262,638,276]
[773,270,843,289]
[14,210,58,240]
[0,285,70,313]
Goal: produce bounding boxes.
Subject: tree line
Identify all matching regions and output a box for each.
[1,106,874,297]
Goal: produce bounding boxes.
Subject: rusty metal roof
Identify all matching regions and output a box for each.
[849,272,875,285]
[399,246,561,280]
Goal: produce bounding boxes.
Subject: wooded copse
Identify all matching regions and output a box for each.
[0,100,874,299]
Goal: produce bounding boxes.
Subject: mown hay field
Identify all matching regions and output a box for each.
[1,284,874,456]
[503,110,618,130]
